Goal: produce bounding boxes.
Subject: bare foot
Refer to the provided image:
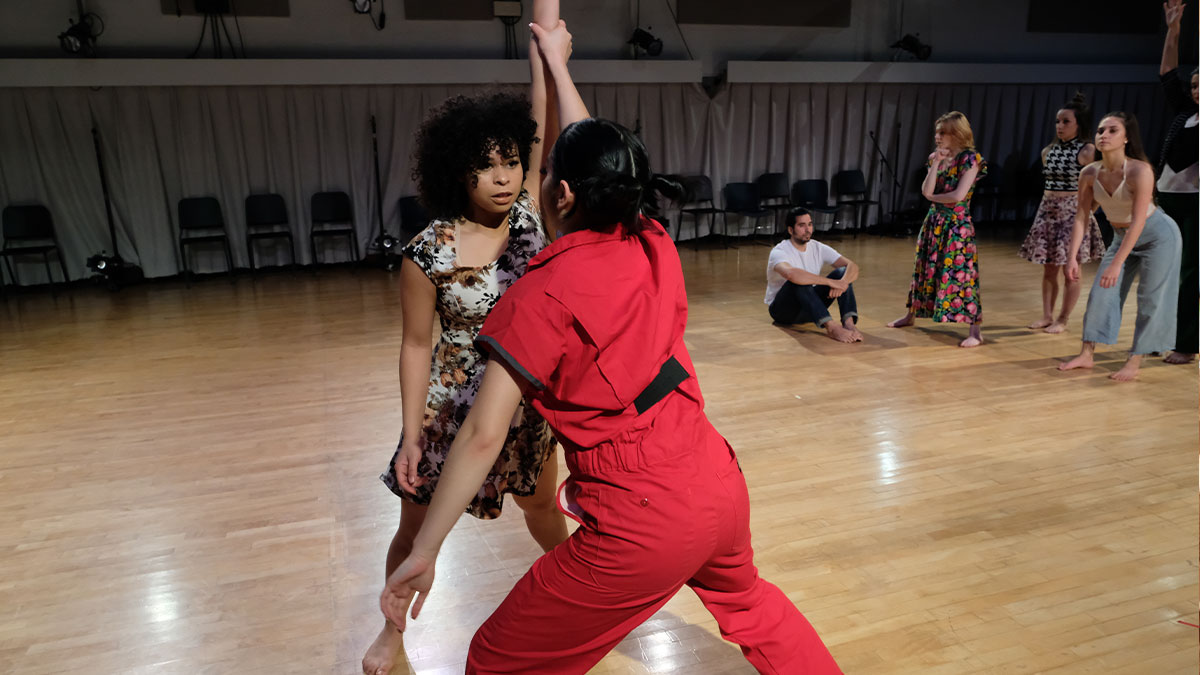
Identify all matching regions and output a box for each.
[1043,320,1067,334]
[1028,317,1053,329]
[1109,355,1142,382]
[843,320,864,341]
[1057,353,1094,371]
[363,623,405,675]
[958,335,983,348]
[887,314,914,328]
[1164,351,1196,364]
[826,324,858,343]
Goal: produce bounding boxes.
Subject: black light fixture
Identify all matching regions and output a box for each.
[890,33,931,61]
[628,28,663,57]
[58,0,103,56]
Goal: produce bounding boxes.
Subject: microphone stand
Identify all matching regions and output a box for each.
[868,123,903,234]
[368,115,399,270]
[86,127,143,288]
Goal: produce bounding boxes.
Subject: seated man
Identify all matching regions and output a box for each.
[765,207,863,343]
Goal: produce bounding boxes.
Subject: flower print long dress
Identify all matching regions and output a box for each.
[905,149,988,324]
[380,191,556,519]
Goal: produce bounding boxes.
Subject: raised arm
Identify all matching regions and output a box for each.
[523,0,559,202]
[380,358,527,628]
[1095,162,1156,289]
[531,21,590,129]
[1161,0,1184,76]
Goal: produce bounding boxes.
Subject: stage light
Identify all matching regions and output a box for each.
[628,28,663,57]
[87,253,116,273]
[58,1,103,56]
[890,34,931,61]
[374,234,399,250]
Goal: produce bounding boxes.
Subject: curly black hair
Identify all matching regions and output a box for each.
[411,90,538,221]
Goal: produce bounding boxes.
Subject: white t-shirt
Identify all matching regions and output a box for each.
[764,239,842,305]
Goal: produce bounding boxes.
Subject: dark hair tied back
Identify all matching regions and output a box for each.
[550,118,682,235]
[1060,91,1092,144]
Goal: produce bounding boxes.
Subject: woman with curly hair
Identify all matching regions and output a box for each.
[1018,93,1103,333]
[888,111,988,347]
[362,3,569,673]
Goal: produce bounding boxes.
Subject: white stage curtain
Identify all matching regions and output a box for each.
[0,80,1163,282]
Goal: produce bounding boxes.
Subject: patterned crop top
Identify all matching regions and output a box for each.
[1043,138,1085,191]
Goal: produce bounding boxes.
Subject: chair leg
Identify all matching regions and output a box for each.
[310,233,320,274]
[42,252,56,297]
[287,236,297,269]
[223,238,235,282]
[56,250,69,286]
[247,237,257,275]
[181,242,192,287]
[3,256,16,287]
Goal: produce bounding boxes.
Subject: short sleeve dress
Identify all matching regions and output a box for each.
[905,149,987,324]
[380,190,557,519]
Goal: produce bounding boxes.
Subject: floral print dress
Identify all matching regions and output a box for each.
[905,149,987,324]
[380,191,556,519]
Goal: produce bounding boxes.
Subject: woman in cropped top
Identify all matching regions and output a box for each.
[1018,93,1103,334]
[1157,0,1197,365]
[1058,112,1182,382]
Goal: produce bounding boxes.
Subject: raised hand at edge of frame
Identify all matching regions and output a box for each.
[1164,0,1186,31]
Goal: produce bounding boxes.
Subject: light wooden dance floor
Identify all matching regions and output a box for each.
[1,232,1196,674]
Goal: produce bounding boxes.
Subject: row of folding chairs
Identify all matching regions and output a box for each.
[0,193,435,289]
[672,171,877,244]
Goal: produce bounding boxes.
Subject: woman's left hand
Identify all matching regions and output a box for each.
[380,551,437,630]
[531,20,573,66]
[1098,263,1120,289]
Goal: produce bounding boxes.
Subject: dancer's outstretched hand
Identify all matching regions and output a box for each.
[380,552,436,630]
[531,19,573,66]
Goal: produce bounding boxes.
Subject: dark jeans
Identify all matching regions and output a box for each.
[1158,192,1198,353]
[769,267,858,327]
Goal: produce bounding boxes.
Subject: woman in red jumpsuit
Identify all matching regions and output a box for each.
[381,21,841,674]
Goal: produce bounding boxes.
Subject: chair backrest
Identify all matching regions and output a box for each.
[245,193,288,226]
[679,175,714,204]
[791,179,829,207]
[755,172,789,200]
[832,169,868,196]
[723,182,761,212]
[311,191,352,224]
[2,205,55,241]
[398,196,431,240]
[178,197,225,231]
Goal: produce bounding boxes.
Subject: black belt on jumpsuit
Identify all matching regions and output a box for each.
[633,355,690,414]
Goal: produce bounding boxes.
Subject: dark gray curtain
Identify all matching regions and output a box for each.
[0,79,1162,282]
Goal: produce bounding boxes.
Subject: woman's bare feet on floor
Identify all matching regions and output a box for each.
[1163,351,1195,364]
[1057,352,1094,371]
[363,623,405,675]
[1109,355,1142,382]
[1028,317,1053,329]
[1043,319,1068,334]
[887,313,914,328]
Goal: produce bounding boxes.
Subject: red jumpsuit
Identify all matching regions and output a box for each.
[473,218,841,674]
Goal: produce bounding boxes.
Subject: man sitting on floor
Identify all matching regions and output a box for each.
[765,207,863,343]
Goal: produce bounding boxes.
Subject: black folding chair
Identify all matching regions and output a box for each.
[831,169,879,231]
[244,193,296,272]
[178,196,234,281]
[676,175,722,242]
[310,191,359,266]
[721,182,771,246]
[790,180,841,232]
[0,204,70,295]
[398,196,431,245]
[755,172,791,233]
